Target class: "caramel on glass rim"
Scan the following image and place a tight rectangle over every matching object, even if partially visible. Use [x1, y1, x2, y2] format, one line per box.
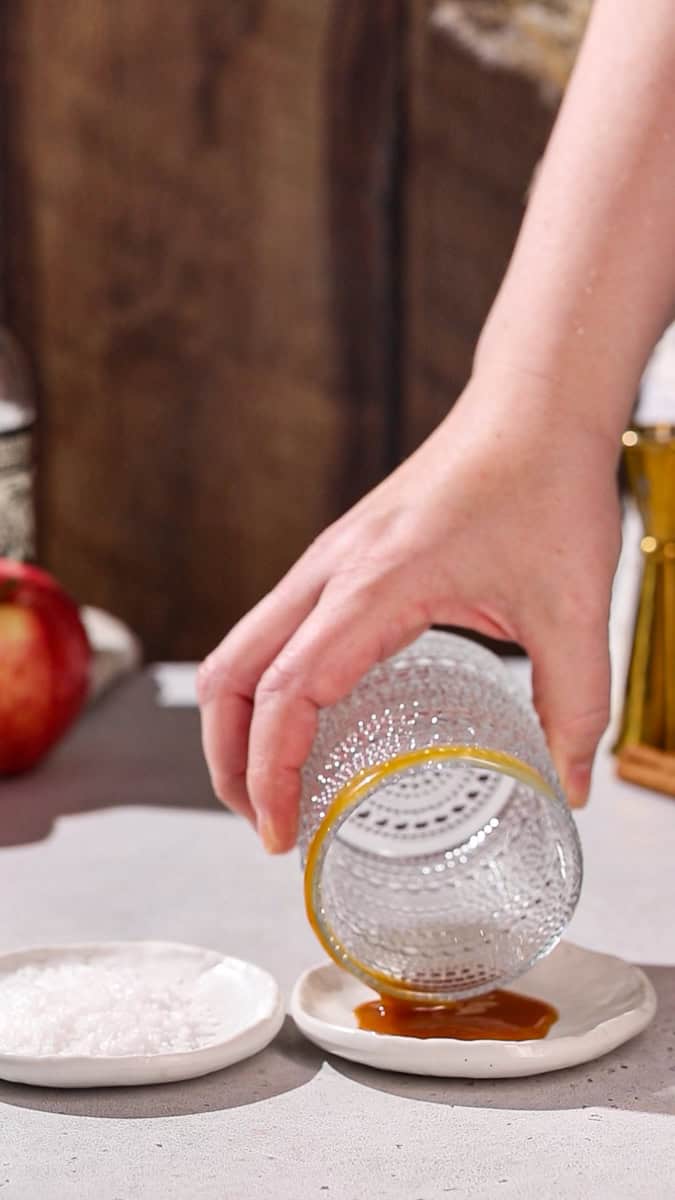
[304, 744, 555, 1003]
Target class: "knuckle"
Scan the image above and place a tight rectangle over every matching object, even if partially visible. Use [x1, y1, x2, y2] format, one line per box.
[210, 769, 240, 808]
[325, 565, 391, 611]
[557, 701, 610, 749]
[245, 758, 268, 787]
[197, 646, 249, 704]
[341, 575, 384, 608]
[196, 654, 221, 705]
[308, 524, 337, 556]
[256, 656, 304, 702]
[299, 522, 341, 568]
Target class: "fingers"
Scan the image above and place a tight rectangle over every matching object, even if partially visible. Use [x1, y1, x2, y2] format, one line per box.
[247, 581, 430, 852]
[199, 689, 256, 824]
[198, 547, 328, 704]
[529, 615, 611, 808]
[198, 554, 327, 822]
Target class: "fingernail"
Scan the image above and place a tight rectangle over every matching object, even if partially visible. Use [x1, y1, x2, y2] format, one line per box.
[259, 818, 286, 855]
[564, 761, 593, 809]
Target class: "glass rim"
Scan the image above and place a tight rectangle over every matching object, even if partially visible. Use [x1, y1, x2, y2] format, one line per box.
[303, 744, 557, 1003]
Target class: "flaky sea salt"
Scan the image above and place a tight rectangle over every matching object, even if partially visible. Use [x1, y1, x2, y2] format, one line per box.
[0, 959, 225, 1057]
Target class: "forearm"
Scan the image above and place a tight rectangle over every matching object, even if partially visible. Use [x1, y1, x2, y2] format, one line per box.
[476, 0, 675, 441]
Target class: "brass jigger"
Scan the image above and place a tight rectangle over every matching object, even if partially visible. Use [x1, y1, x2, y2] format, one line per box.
[615, 425, 675, 795]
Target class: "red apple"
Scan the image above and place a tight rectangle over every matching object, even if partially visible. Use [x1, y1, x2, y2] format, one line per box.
[0, 560, 91, 773]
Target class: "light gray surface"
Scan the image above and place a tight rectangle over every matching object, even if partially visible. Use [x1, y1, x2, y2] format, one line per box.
[1, 672, 675, 1199]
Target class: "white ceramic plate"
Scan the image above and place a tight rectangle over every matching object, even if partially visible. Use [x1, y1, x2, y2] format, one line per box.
[0, 941, 284, 1088]
[291, 942, 656, 1078]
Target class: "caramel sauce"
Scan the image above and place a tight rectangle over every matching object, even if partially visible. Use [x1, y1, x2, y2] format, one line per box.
[354, 989, 557, 1041]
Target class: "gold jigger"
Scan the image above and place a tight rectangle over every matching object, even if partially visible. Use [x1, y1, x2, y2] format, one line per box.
[615, 425, 675, 795]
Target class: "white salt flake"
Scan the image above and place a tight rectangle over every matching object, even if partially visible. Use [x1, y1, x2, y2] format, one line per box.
[0, 959, 226, 1057]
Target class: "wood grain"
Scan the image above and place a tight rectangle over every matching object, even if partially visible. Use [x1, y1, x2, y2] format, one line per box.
[403, 1, 558, 452]
[1, 0, 566, 658]
[324, 0, 405, 488]
[2, 0, 402, 657]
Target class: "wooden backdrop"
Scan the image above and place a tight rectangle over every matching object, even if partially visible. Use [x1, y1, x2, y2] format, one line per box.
[0, 0, 557, 658]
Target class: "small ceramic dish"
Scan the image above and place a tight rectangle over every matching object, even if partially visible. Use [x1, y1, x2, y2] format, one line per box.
[291, 941, 656, 1078]
[0, 941, 284, 1088]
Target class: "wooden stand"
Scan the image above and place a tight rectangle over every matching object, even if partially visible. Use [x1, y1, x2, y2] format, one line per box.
[617, 744, 675, 799]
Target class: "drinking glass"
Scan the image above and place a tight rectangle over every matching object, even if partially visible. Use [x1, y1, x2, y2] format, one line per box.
[299, 631, 582, 1002]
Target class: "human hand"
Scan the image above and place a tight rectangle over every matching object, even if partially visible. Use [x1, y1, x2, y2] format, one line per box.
[199, 368, 622, 852]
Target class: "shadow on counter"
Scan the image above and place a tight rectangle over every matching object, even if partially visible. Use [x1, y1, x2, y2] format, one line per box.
[0, 968, 673, 1122]
[0, 672, 222, 848]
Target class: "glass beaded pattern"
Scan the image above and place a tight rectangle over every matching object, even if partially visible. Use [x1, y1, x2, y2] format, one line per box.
[0, 427, 34, 560]
[300, 631, 582, 1001]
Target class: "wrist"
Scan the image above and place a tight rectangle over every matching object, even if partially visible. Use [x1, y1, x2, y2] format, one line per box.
[473, 313, 637, 454]
[461, 351, 631, 468]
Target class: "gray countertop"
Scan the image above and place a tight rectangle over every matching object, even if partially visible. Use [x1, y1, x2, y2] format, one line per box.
[1, 669, 674, 1200]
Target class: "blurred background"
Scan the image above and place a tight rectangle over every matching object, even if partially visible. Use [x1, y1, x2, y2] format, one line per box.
[0, 1, 590, 660]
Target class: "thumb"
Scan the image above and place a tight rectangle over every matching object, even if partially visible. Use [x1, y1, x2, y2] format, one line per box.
[529, 624, 610, 808]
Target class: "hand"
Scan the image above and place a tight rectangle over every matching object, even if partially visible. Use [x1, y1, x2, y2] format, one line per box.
[199, 369, 622, 852]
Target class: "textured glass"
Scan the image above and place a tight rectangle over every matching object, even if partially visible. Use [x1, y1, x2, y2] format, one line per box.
[0, 331, 35, 561]
[300, 631, 582, 1001]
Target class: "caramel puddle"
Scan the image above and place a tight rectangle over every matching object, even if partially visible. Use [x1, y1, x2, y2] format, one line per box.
[354, 989, 557, 1041]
